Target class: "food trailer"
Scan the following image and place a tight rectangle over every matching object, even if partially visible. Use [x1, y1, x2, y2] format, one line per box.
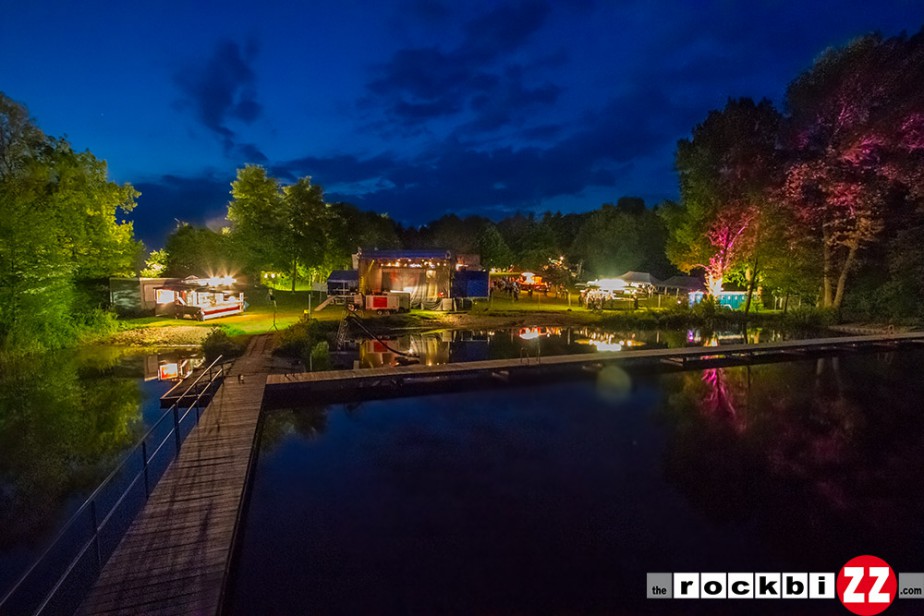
[155, 276, 245, 321]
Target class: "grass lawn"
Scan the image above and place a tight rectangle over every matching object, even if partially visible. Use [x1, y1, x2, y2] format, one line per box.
[113, 290, 342, 341]
[109, 287, 760, 348]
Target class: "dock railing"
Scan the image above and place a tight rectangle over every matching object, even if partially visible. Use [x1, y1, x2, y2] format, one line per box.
[0, 355, 229, 616]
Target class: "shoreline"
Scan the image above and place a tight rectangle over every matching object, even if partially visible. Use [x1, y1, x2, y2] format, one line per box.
[93, 304, 922, 349]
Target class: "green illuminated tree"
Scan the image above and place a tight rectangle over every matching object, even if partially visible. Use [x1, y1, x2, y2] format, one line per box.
[163, 223, 235, 277]
[227, 165, 287, 277]
[475, 223, 514, 269]
[228, 165, 337, 290]
[0, 93, 140, 348]
[666, 98, 783, 298]
[571, 199, 670, 278]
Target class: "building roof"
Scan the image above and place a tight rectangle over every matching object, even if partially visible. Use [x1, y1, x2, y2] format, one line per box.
[359, 249, 453, 260]
[660, 275, 706, 291]
[327, 269, 358, 282]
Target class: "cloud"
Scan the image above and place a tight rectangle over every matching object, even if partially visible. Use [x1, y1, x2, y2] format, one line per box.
[462, 0, 551, 60]
[173, 40, 263, 155]
[294, 84, 681, 223]
[270, 153, 397, 184]
[364, 1, 558, 130]
[236, 143, 268, 164]
[132, 174, 231, 248]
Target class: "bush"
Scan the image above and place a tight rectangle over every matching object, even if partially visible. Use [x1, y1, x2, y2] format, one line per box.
[275, 316, 332, 359]
[74, 308, 119, 338]
[780, 306, 838, 329]
[307, 341, 331, 371]
[690, 297, 718, 320]
[202, 328, 244, 362]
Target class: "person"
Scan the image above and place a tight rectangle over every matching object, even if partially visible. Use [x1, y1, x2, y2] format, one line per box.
[512, 281, 520, 301]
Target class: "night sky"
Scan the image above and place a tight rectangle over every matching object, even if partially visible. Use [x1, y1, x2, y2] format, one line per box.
[3, 1, 923, 248]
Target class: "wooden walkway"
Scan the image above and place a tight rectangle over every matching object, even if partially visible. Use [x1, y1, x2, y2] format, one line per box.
[78, 335, 273, 616]
[267, 331, 924, 400]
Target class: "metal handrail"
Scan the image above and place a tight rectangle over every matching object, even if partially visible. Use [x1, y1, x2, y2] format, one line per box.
[0, 355, 228, 616]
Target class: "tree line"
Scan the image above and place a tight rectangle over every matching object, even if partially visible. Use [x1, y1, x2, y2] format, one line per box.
[664, 30, 924, 315]
[154, 171, 673, 292]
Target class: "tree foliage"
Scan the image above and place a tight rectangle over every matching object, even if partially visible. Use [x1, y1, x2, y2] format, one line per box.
[572, 199, 671, 278]
[163, 223, 235, 277]
[667, 98, 782, 296]
[782, 31, 924, 308]
[227, 165, 337, 289]
[0, 93, 141, 348]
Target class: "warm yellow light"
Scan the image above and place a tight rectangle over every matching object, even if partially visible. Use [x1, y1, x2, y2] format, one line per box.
[206, 275, 235, 287]
[590, 340, 623, 352]
[589, 278, 627, 292]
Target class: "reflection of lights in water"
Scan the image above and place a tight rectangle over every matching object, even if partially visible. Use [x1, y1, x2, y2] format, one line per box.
[576, 330, 643, 352]
[517, 326, 561, 340]
[158, 363, 179, 380]
[589, 341, 622, 352]
[597, 365, 632, 403]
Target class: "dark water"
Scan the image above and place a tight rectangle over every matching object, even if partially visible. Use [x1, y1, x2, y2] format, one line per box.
[0, 348, 200, 599]
[229, 350, 924, 615]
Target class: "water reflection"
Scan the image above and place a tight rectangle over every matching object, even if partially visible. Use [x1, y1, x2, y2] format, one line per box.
[232, 350, 924, 613]
[661, 354, 924, 570]
[0, 348, 195, 596]
[338, 325, 824, 370]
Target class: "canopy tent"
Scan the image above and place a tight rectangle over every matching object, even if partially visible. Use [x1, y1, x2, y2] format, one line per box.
[659, 275, 706, 293]
[326, 270, 359, 297]
[616, 271, 662, 286]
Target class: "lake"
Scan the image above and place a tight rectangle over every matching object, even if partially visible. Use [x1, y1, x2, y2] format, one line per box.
[228, 348, 924, 615]
[0, 347, 201, 600]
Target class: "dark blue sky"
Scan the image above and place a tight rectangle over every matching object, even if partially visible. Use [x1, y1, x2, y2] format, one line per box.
[3, 1, 923, 248]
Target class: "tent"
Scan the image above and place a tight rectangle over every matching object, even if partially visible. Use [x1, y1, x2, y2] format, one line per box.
[616, 271, 661, 286]
[659, 275, 706, 293]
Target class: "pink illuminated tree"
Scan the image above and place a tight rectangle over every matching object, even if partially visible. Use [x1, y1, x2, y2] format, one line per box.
[783, 30, 924, 308]
[665, 98, 782, 298]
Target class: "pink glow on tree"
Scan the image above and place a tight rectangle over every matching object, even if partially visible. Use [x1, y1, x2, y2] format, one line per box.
[701, 208, 756, 296]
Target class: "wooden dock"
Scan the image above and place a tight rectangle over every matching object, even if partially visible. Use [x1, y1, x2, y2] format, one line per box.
[266, 331, 924, 402]
[78, 335, 273, 616]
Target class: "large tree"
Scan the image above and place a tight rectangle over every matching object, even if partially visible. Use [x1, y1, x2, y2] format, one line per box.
[0, 93, 140, 348]
[666, 98, 783, 297]
[475, 223, 514, 270]
[227, 165, 336, 290]
[571, 199, 671, 278]
[782, 31, 924, 308]
[227, 165, 287, 278]
[163, 223, 235, 277]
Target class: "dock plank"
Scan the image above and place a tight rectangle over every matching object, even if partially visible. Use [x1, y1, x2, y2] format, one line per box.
[78, 335, 272, 616]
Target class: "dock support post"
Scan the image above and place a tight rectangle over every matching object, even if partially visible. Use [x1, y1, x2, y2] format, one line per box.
[173, 406, 181, 453]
